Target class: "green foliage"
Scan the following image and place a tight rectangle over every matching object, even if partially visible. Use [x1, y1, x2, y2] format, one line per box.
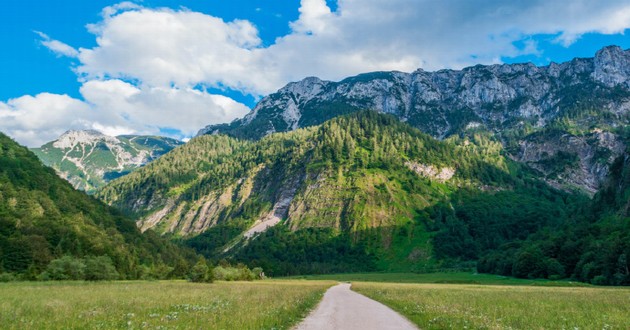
[189, 258, 213, 283]
[0, 132, 196, 280]
[477, 141, 630, 285]
[84, 256, 119, 281]
[39, 256, 86, 281]
[233, 227, 377, 276]
[95, 111, 629, 285]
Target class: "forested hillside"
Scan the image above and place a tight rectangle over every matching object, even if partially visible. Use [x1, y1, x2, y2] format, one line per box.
[0, 133, 195, 280]
[99, 111, 605, 279]
[478, 128, 630, 285]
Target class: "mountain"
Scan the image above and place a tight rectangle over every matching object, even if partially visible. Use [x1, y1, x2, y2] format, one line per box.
[479, 129, 629, 285]
[98, 111, 588, 276]
[199, 46, 630, 195]
[31, 130, 183, 193]
[0, 132, 194, 279]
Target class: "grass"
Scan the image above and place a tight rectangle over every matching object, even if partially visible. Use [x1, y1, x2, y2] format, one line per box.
[0, 280, 335, 330]
[352, 282, 630, 329]
[286, 272, 592, 286]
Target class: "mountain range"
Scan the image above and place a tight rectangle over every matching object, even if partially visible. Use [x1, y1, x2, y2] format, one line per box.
[31, 130, 182, 193]
[200, 46, 630, 195]
[14, 45, 630, 284]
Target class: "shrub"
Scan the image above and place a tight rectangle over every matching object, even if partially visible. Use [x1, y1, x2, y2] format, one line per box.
[189, 260, 213, 283]
[591, 275, 608, 286]
[84, 256, 119, 281]
[0, 273, 17, 282]
[39, 256, 86, 280]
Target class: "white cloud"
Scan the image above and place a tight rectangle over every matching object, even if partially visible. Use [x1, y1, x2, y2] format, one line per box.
[0, 82, 249, 147]
[73, 0, 630, 96]
[35, 31, 79, 58]
[0, 93, 91, 146]
[5, 0, 630, 147]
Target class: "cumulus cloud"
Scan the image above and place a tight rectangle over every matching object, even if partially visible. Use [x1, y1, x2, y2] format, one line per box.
[4, 0, 630, 147]
[0, 83, 249, 147]
[74, 0, 630, 95]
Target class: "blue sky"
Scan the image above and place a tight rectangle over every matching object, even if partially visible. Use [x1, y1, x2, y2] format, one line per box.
[1, 0, 629, 146]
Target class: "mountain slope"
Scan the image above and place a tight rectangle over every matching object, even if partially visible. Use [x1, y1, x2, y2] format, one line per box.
[199, 46, 630, 194]
[99, 111, 581, 275]
[32, 130, 182, 193]
[478, 129, 630, 285]
[0, 132, 193, 279]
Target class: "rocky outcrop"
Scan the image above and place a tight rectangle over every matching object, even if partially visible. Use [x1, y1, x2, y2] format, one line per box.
[405, 162, 455, 182]
[199, 46, 630, 193]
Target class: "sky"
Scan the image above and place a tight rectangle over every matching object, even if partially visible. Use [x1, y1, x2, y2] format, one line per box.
[1, 0, 629, 147]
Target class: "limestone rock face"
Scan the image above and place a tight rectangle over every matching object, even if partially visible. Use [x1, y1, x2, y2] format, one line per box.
[32, 130, 183, 192]
[199, 46, 630, 193]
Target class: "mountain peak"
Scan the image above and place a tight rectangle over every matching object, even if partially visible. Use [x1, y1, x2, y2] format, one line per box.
[53, 129, 117, 149]
[593, 45, 630, 87]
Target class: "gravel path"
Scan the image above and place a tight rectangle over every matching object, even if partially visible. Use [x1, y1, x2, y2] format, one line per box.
[294, 283, 418, 330]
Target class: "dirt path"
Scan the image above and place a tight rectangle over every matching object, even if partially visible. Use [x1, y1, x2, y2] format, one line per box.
[294, 283, 418, 330]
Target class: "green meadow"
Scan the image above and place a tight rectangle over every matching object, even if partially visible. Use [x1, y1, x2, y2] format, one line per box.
[1, 276, 628, 329]
[352, 281, 630, 329]
[0, 280, 334, 330]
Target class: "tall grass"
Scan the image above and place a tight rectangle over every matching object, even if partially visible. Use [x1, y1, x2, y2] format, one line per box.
[0, 280, 334, 329]
[352, 282, 630, 329]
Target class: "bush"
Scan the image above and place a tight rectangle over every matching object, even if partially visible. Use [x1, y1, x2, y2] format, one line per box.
[0, 273, 17, 282]
[189, 260, 213, 283]
[84, 256, 119, 281]
[40, 256, 86, 280]
[212, 265, 259, 281]
[591, 275, 608, 286]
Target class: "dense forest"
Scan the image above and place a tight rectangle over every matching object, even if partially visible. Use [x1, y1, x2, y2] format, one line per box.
[96, 111, 630, 284]
[0, 133, 196, 280]
[477, 133, 630, 285]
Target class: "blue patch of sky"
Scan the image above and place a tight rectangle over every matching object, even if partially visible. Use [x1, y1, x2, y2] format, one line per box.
[503, 29, 630, 66]
[0, 0, 301, 102]
[158, 127, 184, 137]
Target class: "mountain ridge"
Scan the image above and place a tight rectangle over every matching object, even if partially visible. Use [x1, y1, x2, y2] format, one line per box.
[32, 130, 183, 193]
[198, 45, 630, 194]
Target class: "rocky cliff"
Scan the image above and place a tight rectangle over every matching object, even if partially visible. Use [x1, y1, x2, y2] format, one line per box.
[200, 46, 630, 194]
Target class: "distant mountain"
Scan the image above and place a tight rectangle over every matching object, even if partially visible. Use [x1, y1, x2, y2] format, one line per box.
[199, 46, 630, 195]
[0, 132, 194, 279]
[99, 111, 589, 277]
[31, 130, 183, 193]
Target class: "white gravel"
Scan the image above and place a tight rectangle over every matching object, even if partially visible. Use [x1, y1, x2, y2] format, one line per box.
[294, 283, 418, 330]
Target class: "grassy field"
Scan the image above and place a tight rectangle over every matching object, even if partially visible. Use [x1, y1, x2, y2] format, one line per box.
[0, 280, 335, 330]
[287, 272, 592, 286]
[352, 281, 630, 329]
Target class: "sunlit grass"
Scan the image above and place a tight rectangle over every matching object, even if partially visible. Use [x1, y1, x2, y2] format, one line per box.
[352, 282, 630, 329]
[0, 280, 334, 330]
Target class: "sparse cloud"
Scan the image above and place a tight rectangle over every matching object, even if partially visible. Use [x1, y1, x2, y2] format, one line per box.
[35, 31, 79, 58]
